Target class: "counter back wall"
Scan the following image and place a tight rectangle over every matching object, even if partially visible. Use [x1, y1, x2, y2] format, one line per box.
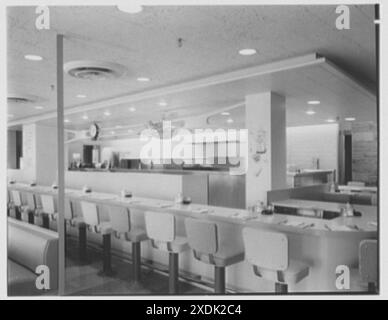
[65, 171, 182, 201]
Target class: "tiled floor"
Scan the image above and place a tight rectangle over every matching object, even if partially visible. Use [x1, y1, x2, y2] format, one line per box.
[65, 240, 209, 296]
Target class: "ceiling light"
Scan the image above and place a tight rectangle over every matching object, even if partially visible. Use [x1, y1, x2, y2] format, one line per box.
[128, 129, 133, 133]
[64, 119, 71, 123]
[221, 112, 230, 116]
[76, 94, 87, 98]
[115, 125, 122, 129]
[306, 110, 316, 115]
[159, 101, 168, 107]
[82, 115, 89, 120]
[111, 131, 116, 135]
[238, 48, 257, 56]
[129, 107, 136, 112]
[8, 114, 14, 118]
[227, 118, 234, 124]
[137, 77, 151, 82]
[345, 117, 356, 121]
[34, 106, 44, 110]
[24, 54, 43, 61]
[326, 119, 335, 123]
[117, 5, 143, 14]
[308, 100, 320, 105]
[104, 111, 111, 116]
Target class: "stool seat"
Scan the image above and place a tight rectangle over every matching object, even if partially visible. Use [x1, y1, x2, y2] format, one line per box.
[194, 248, 244, 267]
[95, 221, 113, 235]
[253, 259, 309, 285]
[49, 212, 58, 221]
[114, 227, 148, 243]
[68, 216, 86, 227]
[152, 236, 189, 253]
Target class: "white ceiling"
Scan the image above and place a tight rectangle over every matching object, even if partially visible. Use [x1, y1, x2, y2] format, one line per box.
[7, 5, 376, 129]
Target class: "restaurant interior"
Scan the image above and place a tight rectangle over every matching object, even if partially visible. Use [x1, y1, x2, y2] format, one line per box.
[6, 5, 378, 296]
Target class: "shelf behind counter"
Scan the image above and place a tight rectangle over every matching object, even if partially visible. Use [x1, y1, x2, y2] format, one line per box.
[67, 167, 246, 209]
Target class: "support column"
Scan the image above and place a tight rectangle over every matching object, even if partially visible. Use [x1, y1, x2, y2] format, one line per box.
[245, 92, 286, 207]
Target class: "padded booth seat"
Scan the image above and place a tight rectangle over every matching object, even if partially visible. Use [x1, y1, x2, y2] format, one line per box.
[7, 218, 58, 295]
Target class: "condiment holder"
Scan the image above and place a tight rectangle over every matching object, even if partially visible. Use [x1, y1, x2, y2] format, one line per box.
[121, 189, 132, 198]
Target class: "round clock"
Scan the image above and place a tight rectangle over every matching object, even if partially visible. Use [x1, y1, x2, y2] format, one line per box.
[89, 123, 100, 140]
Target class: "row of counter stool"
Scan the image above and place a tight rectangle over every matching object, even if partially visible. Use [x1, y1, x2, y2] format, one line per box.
[7, 190, 378, 294]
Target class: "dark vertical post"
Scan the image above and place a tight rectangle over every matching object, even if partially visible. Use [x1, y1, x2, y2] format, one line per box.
[169, 252, 179, 294]
[132, 242, 141, 282]
[101, 234, 113, 275]
[56, 34, 65, 295]
[214, 266, 226, 294]
[78, 225, 87, 261]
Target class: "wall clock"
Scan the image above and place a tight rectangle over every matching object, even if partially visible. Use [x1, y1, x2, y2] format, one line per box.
[89, 123, 100, 140]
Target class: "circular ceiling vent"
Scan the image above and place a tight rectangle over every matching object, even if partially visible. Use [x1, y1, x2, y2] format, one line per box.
[64, 60, 126, 80]
[7, 93, 40, 104]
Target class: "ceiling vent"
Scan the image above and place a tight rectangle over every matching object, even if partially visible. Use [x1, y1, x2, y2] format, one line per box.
[64, 60, 126, 80]
[7, 93, 39, 104]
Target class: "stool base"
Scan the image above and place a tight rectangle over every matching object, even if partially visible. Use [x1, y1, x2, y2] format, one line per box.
[275, 282, 288, 293]
[214, 266, 226, 294]
[169, 252, 179, 294]
[132, 242, 142, 282]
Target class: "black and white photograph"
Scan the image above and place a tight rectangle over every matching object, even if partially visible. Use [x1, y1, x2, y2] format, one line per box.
[1, 0, 385, 303]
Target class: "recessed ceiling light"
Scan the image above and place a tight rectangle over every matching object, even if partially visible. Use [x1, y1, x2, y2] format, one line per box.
[159, 101, 168, 107]
[34, 106, 44, 110]
[111, 131, 116, 135]
[104, 111, 111, 116]
[137, 77, 151, 82]
[82, 115, 89, 120]
[227, 118, 234, 124]
[129, 107, 136, 112]
[76, 94, 87, 98]
[24, 54, 43, 61]
[308, 100, 320, 105]
[326, 119, 336, 123]
[238, 48, 257, 56]
[221, 112, 230, 116]
[115, 125, 122, 129]
[306, 110, 316, 115]
[345, 117, 356, 121]
[117, 5, 143, 14]
[8, 114, 14, 118]
[64, 119, 71, 123]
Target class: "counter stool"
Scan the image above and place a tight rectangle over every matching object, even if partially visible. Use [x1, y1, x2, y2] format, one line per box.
[10, 190, 23, 220]
[65, 198, 87, 259]
[185, 218, 244, 294]
[108, 206, 148, 283]
[359, 239, 378, 293]
[80, 201, 114, 276]
[145, 211, 189, 293]
[41, 194, 58, 230]
[242, 228, 309, 293]
[21, 192, 42, 226]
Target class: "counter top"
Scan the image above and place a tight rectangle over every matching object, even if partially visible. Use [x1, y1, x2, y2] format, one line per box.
[287, 169, 335, 177]
[67, 168, 233, 176]
[8, 183, 377, 236]
[338, 185, 378, 193]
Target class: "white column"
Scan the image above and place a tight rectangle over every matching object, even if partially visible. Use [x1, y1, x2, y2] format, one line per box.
[245, 92, 286, 207]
